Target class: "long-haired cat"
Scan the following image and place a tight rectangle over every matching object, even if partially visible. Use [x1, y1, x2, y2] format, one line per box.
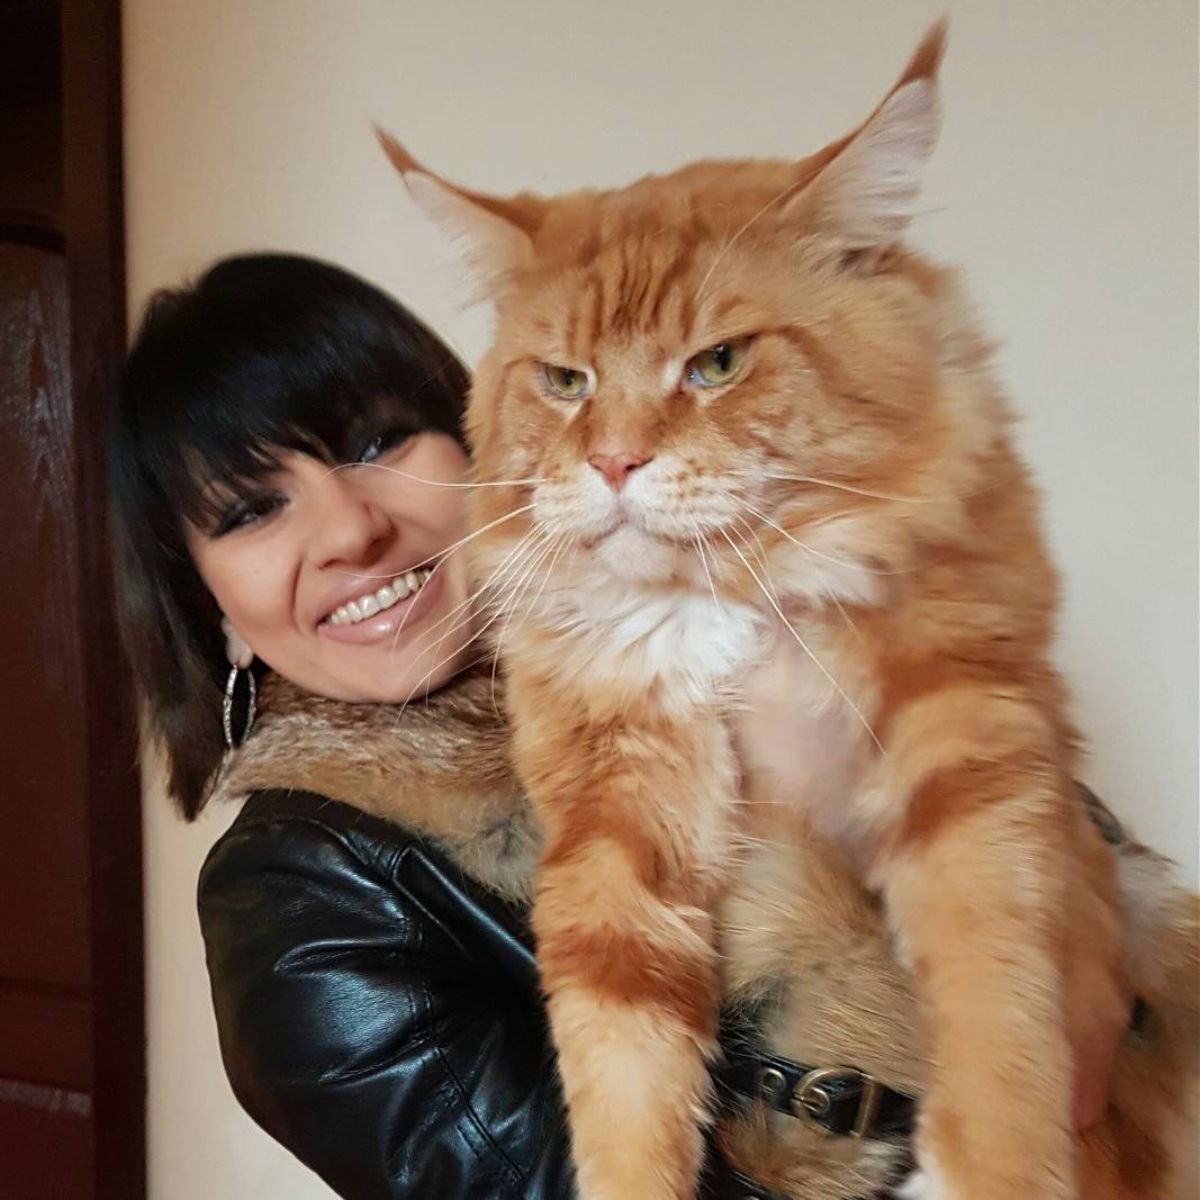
[381, 22, 1136, 1200]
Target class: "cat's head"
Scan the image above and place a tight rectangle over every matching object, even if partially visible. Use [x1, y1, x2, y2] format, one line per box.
[383, 22, 975, 605]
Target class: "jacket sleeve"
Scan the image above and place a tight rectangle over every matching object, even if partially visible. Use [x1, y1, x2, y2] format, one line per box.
[197, 799, 577, 1200]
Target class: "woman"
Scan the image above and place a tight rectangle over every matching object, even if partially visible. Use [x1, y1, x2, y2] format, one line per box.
[112, 254, 1190, 1200]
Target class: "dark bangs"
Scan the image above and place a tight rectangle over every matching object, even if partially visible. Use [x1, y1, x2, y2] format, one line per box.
[110, 253, 470, 817]
[122, 253, 468, 529]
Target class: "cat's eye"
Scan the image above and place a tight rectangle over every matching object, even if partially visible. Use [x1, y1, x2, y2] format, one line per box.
[685, 339, 750, 389]
[540, 363, 591, 402]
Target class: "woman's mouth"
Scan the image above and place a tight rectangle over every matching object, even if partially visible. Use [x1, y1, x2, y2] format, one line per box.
[316, 564, 449, 648]
[323, 567, 435, 627]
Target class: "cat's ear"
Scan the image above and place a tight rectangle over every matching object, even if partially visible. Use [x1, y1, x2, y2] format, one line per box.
[792, 19, 946, 250]
[376, 129, 543, 299]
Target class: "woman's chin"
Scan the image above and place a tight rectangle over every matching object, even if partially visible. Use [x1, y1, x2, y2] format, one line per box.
[349, 638, 476, 705]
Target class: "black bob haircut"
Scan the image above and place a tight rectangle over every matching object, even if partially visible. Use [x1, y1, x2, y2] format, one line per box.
[110, 252, 470, 818]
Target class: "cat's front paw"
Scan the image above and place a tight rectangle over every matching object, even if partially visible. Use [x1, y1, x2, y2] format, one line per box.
[907, 1150, 1073, 1200]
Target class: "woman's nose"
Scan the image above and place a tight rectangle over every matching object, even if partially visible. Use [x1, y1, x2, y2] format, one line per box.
[309, 469, 394, 567]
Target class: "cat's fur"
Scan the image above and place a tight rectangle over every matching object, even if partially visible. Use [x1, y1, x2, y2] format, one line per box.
[383, 22, 1145, 1199]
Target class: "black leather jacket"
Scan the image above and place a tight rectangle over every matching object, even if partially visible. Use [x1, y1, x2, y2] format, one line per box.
[199, 788, 754, 1200]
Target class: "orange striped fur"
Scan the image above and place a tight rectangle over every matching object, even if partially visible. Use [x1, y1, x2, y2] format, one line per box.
[384, 21, 1141, 1199]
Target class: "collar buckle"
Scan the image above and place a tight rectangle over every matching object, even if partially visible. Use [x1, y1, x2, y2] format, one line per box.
[791, 1066, 883, 1138]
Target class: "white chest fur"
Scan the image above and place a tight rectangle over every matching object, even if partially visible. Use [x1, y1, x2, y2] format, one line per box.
[551, 580, 766, 712]
[536, 564, 875, 836]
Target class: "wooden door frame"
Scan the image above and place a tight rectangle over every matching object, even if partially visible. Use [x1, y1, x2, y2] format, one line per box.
[62, 0, 145, 1194]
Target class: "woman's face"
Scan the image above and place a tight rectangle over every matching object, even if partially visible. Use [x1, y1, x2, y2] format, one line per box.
[187, 429, 476, 704]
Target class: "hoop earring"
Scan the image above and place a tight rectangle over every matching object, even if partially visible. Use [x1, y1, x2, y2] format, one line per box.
[223, 663, 257, 749]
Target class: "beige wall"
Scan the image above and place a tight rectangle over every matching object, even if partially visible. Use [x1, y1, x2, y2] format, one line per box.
[123, 1, 1198, 1195]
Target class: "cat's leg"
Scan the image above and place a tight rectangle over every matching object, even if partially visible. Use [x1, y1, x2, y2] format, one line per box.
[511, 686, 737, 1200]
[538, 885, 717, 1200]
[869, 736, 1124, 1200]
[880, 795, 1076, 1199]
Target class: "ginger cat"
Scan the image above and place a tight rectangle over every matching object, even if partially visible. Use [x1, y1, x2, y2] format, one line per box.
[382, 22, 1133, 1200]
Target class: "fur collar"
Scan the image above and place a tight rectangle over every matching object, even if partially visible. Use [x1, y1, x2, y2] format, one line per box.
[210, 668, 539, 903]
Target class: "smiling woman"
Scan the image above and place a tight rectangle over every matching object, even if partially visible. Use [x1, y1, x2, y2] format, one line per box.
[112, 254, 476, 808]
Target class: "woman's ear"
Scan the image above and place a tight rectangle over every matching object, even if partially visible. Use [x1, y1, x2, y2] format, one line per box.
[220, 616, 254, 669]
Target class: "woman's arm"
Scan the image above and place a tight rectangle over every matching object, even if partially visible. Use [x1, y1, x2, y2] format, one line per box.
[198, 791, 576, 1200]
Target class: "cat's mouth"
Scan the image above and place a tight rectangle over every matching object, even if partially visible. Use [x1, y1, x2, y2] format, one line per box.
[583, 512, 672, 550]
[558, 484, 718, 557]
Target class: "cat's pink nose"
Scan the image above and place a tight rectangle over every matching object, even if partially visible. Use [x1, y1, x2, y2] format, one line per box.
[587, 452, 652, 492]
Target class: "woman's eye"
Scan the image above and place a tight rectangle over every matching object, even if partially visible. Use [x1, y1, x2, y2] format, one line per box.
[540, 363, 591, 402]
[357, 427, 414, 465]
[685, 339, 750, 388]
[214, 492, 286, 536]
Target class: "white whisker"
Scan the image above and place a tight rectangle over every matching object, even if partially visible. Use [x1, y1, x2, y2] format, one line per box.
[824, 578, 864, 643]
[716, 526, 883, 754]
[525, 534, 570, 621]
[686, 513, 721, 610]
[490, 532, 571, 709]
[383, 549, 457, 656]
[405, 526, 561, 712]
[742, 503, 913, 577]
[762, 472, 934, 504]
[731, 513, 775, 584]
[330, 500, 537, 582]
[489, 530, 561, 667]
[329, 461, 546, 489]
[407, 528, 551, 670]
[694, 180, 802, 305]
[387, 524, 543, 658]
[394, 601, 514, 722]
[383, 531, 552, 733]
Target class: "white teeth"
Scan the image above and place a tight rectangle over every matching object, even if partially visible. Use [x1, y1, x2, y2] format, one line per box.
[324, 567, 433, 628]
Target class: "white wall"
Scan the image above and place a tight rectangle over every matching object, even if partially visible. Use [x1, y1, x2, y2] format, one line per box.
[122, 2, 1198, 1196]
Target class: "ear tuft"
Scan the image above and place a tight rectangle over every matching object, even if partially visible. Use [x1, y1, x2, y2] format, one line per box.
[898, 16, 948, 88]
[374, 126, 424, 178]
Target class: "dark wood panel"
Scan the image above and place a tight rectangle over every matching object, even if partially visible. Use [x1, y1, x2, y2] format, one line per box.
[0, 984, 90, 1091]
[0, 244, 91, 992]
[0, 0, 142, 1194]
[61, 0, 144, 1194]
[0, 1079, 91, 1200]
[0, 1, 63, 233]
